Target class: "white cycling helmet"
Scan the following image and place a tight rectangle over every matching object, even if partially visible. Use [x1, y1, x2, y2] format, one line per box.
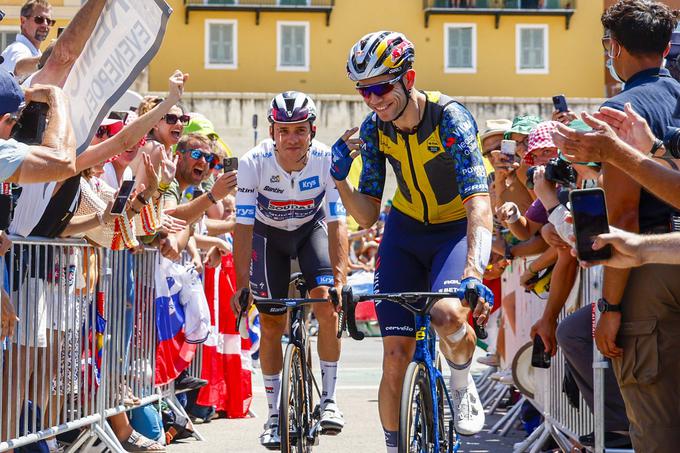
[347, 31, 415, 82]
[267, 91, 317, 124]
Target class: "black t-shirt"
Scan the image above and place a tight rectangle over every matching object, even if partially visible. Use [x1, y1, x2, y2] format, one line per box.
[601, 67, 680, 232]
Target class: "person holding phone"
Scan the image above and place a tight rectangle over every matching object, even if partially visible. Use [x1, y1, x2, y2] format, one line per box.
[231, 91, 348, 449]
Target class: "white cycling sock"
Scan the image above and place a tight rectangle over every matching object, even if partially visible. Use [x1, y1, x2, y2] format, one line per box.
[448, 357, 473, 391]
[319, 360, 338, 404]
[263, 373, 281, 419]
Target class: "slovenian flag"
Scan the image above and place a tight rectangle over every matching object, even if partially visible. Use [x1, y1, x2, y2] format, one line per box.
[154, 257, 197, 386]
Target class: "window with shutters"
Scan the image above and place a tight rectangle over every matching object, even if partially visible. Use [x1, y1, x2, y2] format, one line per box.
[516, 24, 548, 74]
[0, 28, 19, 54]
[205, 20, 237, 69]
[277, 21, 309, 71]
[444, 23, 476, 73]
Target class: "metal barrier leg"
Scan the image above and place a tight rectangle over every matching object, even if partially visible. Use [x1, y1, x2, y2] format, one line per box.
[528, 422, 551, 453]
[64, 429, 92, 453]
[486, 385, 509, 415]
[490, 395, 524, 433]
[479, 377, 494, 400]
[513, 422, 546, 453]
[500, 396, 527, 437]
[481, 379, 502, 402]
[164, 394, 206, 442]
[92, 423, 126, 453]
[548, 422, 575, 452]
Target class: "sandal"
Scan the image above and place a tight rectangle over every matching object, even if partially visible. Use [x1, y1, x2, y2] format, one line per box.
[121, 430, 166, 452]
[119, 384, 142, 407]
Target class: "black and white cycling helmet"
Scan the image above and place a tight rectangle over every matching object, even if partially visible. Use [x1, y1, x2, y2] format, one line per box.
[347, 31, 415, 82]
[267, 91, 317, 124]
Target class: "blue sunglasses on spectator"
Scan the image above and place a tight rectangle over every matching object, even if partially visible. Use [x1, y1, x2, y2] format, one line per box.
[181, 148, 217, 167]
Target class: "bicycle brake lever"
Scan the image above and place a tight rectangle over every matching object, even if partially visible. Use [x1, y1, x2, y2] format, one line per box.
[236, 288, 251, 338]
[342, 286, 365, 341]
[330, 287, 344, 339]
[464, 283, 488, 340]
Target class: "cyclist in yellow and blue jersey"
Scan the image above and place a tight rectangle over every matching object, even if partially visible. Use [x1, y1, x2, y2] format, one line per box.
[330, 31, 494, 453]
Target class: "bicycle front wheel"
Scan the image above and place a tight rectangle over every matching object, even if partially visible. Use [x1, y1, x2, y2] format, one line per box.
[280, 343, 309, 452]
[399, 361, 435, 453]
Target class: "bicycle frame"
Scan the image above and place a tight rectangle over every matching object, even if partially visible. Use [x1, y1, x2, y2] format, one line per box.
[414, 308, 460, 453]
[336, 290, 465, 453]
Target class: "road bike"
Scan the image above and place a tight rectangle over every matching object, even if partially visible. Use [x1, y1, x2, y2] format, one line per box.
[238, 273, 329, 452]
[333, 284, 481, 453]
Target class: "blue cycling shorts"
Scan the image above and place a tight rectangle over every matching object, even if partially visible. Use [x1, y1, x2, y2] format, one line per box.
[374, 208, 467, 337]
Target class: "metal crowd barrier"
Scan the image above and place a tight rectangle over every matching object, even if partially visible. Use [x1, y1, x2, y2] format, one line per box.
[0, 237, 163, 452]
[500, 257, 595, 452]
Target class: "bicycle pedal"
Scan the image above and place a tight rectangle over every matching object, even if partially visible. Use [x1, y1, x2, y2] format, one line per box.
[321, 426, 342, 436]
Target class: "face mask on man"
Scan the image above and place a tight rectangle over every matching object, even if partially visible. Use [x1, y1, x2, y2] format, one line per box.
[606, 44, 626, 84]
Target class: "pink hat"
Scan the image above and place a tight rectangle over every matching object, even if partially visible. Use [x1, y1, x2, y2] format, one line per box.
[527, 121, 559, 155]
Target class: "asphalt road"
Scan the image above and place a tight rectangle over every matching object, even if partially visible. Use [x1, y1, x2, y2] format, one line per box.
[168, 336, 527, 453]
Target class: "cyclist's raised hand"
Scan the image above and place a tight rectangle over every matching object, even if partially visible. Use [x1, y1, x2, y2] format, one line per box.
[330, 127, 363, 181]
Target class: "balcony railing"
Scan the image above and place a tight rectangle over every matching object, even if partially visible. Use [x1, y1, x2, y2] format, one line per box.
[422, 0, 576, 28]
[184, 0, 335, 25]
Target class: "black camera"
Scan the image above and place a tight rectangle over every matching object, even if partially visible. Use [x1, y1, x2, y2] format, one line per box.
[526, 158, 577, 190]
[11, 102, 49, 145]
[663, 127, 680, 159]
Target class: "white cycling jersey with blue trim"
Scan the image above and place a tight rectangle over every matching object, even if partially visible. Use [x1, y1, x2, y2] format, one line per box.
[235, 139, 345, 231]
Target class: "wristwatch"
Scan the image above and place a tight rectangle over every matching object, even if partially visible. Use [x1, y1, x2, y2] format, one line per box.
[647, 138, 664, 158]
[597, 298, 622, 313]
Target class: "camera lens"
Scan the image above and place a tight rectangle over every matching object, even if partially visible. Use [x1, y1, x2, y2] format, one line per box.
[525, 167, 537, 190]
[663, 127, 680, 159]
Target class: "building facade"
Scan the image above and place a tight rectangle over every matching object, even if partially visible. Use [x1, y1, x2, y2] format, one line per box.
[148, 0, 605, 98]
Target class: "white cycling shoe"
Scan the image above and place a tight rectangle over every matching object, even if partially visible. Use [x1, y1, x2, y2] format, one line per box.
[319, 400, 344, 434]
[452, 374, 485, 436]
[259, 414, 281, 450]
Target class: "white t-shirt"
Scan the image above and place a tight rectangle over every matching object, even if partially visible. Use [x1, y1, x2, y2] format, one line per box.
[235, 139, 345, 231]
[0, 34, 40, 75]
[101, 162, 133, 190]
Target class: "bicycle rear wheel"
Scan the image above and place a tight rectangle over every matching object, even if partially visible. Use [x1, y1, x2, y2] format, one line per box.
[399, 361, 435, 453]
[280, 343, 311, 452]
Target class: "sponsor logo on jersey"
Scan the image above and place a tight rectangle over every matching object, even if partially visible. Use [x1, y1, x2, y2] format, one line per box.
[268, 199, 315, 211]
[263, 185, 284, 194]
[427, 139, 440, 153]
[299, 176, 320, 191]
[238, 187, 255, 193]
[236, 205, 256, 218]
[316, 275, 334, 286]
[329, 202, 346, 217]
[270, 175, 280, 183]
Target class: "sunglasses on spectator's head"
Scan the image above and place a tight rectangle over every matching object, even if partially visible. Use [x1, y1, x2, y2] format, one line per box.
[163, 113, 190, 125]
[181, 148, 217, 167]
[356, 74, 403, 99]
[31, 15, 55, 26]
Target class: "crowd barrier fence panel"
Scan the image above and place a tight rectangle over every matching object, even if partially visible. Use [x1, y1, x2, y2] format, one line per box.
[0, 238, 161, 452]
[502, 257, 594, 451]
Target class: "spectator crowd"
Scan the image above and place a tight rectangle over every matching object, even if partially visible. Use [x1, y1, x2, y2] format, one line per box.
[2, 0, 680, 452]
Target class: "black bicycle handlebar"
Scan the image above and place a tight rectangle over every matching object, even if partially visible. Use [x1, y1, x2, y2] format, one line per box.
[464, 282, 488, 340]
[235, 287, 251, 332]
[338, 284, 488, 341]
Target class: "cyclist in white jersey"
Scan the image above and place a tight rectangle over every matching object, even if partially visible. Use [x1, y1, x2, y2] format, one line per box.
[231, 91, 348, 450]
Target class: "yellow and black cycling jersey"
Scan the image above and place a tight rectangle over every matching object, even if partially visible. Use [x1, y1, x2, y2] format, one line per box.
[357, 91, 489, 224]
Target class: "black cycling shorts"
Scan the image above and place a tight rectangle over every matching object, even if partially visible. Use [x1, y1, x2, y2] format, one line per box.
[250, 213, 334, 315]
